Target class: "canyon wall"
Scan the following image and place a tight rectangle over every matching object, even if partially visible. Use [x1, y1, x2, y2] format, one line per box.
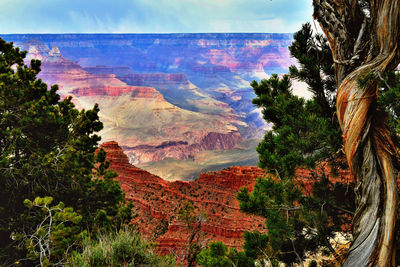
[101, 141, 267, 252]
[101, 142, 356, 256]
[1, 33, 297, 180]
[14, 41, 245, 168]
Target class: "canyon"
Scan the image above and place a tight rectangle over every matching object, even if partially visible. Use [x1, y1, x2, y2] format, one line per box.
[101, 141, 267, 253]
[2, 33, 296, 180]
[100, 141, 354, 256]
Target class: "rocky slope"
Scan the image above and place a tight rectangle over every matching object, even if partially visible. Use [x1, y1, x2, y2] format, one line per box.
[101, 142, 357, 257]
[121, 132, 243, 164]
[4, 33, 296, 139]
[2, 33, 300, 180]
[295, 163, 353, 193]
[18, 41, 245, 166]
[84, 67, 259, 137]
[100, 141, 267, 252]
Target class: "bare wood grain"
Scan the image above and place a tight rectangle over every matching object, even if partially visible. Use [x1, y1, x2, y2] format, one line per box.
[313, 0, 400, 265]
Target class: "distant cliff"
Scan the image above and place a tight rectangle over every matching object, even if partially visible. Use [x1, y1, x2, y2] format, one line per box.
[1, 33, 297, 180]
[3, 33, 294, 74]
[3, 33, 294, 133]
[121, 131, 243, 164]
[15, 40, 245, 167]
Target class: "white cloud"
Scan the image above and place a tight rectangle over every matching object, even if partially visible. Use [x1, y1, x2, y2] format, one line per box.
[208, 18, 303, 33]
[0, 0, 314, 33]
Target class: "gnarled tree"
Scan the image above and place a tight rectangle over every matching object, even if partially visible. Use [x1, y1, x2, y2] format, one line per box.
[313, 0, 400, 266]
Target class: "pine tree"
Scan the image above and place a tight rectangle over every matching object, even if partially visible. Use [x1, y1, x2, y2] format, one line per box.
[176, 201, 207, 267]
[238, 23, 356, 265]
[197, 241, 253, 267]
[239, 20, 400, 265]
[254, 23, 341, 177]
[0, 38, 132, 265]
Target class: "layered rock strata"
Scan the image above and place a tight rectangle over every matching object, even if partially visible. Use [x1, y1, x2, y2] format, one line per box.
[101, 142, 360, 257]
[100, 141, 267, 252]
[20, 42, 245, 166]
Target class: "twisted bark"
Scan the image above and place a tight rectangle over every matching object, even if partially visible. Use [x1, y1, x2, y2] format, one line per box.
[313, 0, 400, 266]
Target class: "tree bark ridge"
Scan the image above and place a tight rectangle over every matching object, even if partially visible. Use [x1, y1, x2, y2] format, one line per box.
[313, 0, 400, 265]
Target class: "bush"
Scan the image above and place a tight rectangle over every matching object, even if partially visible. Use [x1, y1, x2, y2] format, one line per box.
[197, 241, 254, 267]
[69, 227, 175, 267]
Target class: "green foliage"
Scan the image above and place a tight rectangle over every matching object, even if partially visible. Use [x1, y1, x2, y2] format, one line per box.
[0, 38, 132, 264]
[238, 23, 356, 265]
[20, 197, 84, 266]
[197, 242, 232, 267]
[177, 201, 207, 267]
[177, 201, 198, 231]
[239, 177, 307, 263]
[242, 231, 269, 260]
[239, 172, 355, 264]
[377, 71, 400, 148]
[241, 23, 400, 266]
[69, 227, 175, 267]
[242, 21, 400, 266]
[252, 75, 309, 177]
[252, 24, 342, 178]
[197, 241, 253, 267]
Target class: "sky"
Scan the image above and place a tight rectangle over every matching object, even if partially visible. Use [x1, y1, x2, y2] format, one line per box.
[0, 0, 313, 34]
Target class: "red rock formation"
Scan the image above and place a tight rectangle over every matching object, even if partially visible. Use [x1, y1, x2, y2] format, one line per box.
[294, 162, 400, 193]
[196, 166, 267, 191]
[295, 163, 353, 194]
[100, 141, 266, 253]
[101, 142, 362, 259]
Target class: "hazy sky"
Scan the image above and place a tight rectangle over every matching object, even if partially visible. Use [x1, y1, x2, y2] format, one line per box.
[0, 0, 313, 34]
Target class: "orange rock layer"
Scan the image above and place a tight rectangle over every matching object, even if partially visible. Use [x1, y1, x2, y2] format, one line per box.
[101, 142, 357, 255]
[100, 141, 267, 253]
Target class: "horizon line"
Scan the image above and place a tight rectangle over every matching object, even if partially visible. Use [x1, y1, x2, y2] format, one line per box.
[1, 32, 294, 35]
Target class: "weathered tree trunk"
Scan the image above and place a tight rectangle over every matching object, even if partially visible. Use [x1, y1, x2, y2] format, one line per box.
[313, 0, 400, 266]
